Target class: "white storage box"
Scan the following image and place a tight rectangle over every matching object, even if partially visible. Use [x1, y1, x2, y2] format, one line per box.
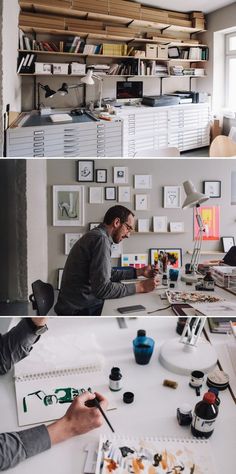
[70, 62, 86, 75]
[157, 45, 168, 60]
[35, 62, 52, 74]
[52, 63, 69, 75]
[146, 43, 157, 58]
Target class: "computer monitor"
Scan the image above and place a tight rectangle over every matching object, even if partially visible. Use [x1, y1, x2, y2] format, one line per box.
[116, 81, 143, 101]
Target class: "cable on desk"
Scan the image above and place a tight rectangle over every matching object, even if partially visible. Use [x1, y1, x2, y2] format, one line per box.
[147, 305, 173, 314]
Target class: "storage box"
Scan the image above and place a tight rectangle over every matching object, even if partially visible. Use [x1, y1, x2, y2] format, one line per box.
[211, 266, 236, 293]
[35, 62, 52, 74]
[52, 63, 69, 75]
[157, 45, 168, 59]
[70, 62, 86, 75]
[146, 44, 157, 58]
[192, 18, 205, 29]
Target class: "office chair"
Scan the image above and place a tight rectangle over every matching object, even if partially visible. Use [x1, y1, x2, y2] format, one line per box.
[29, 280, 54, 316]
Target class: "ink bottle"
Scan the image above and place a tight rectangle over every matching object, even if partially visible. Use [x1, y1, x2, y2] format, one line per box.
[109, 367, 122, 391]
[177, 404, 192, 426]
[191, 392, 218, 438]
[133, 329, 155, 365]
[162, 274, 168, 286]
[203, 271, 215, 290]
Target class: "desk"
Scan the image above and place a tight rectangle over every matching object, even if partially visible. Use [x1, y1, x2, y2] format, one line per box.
[1, 317, 235, 473]
[102, 277, 236, 316]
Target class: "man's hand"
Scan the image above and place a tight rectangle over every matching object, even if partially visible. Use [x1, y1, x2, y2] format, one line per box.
[31, 318, 47, 327]
[136, 265, 159, 279]
[47, 391, 108, 445]
[135, 276, 160, 293]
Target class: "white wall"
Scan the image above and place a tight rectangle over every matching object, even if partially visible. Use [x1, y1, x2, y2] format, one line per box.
[2, 0, 21, 113]
[27, 159, 48, 296]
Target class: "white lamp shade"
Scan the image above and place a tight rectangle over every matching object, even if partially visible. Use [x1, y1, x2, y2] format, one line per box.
[182, 180, 209, 208]
[80, 70, 95, 85]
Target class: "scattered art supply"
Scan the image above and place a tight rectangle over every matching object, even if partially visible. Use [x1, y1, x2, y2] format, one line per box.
[95, 434, 216, 474]
[166, 290, 223, 304]
[133, 330, 155, 365]
[191, 392, 218, 439]
[109, 367, 122, 392]
[163, 379, 178, 389]
[123, 392, 134, 404]
[177, 404, 192, 426]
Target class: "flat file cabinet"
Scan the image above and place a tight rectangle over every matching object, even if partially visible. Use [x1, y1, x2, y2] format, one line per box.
[6, 120, 123, 157]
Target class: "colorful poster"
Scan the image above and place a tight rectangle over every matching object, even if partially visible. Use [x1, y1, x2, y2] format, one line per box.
[121, 254, 148, 268]
[194, 206, 220, 241]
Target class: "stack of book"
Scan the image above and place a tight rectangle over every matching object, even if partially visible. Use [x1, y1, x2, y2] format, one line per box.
[170, 65, 184, 76]
[208, 318, 236, 334]
[102, 43, 128, 56]
[89, 64, 110, 75]
[83, 44, 102, 54]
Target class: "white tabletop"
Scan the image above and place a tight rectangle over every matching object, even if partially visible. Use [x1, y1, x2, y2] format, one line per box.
[1, 317, 235, 474]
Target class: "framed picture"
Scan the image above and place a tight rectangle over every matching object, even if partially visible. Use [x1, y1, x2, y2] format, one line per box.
[137, 219, 149, 232]
[53, 185, 84, 226]
[57, 268, 64, 290]
[77, 160, 94, 182]
[153, 216, 168, 233]
[118, 186, 131, 203]
[105, 187, 116, 201]
[121, 253, 148, 269]
[221, 236, 235, 252]
[134, 175, 152, 189]
[113, 167, 128, 184]
[135, 194, 149, 211]
[89, 187, 104, 204]
[194, 206, 220, 241]
[163, 186, 181, 208]
[96, 169, 107, 183]
[89, 223, 100, 230]
[149, 248, 182, 268]
[65, 233, 83, 255]
[111, 242, 123, 258]
[169, 222, 184, 233]
[203, 180, 221, 198]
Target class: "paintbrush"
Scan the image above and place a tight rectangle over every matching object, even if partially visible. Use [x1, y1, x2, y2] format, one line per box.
[85, 393, 115, 433]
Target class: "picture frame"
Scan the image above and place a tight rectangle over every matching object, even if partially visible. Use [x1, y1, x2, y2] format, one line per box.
[89, 187, 104, 204]
[221, 236, 235, 253]
[137, 218, 150, 232]
[65, 233, 83, 255]
[135, 194, 149, 211]
[149, 248, 182, 268]
[134, 175, 152, 189]
[194, 206, 220, 241]
[203, 180, 221, 198]
[105, 187, 116, 201]
[118, 186, 131, 203]
[111, 242, 123, 258]
[163, 186, 181, 208]
[53, 185, 84, 226]
[96, 169, 107, 183]
[89, 223, 100, 230]
[77, 160, 94, 182]
[113, 167, 128, 184]
[169, 222, 184, 233]
[153, 216, 168, 233]
[57, 268, 64, 290]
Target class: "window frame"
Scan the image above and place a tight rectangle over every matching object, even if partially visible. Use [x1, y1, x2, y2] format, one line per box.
[225, 32, 236, 108]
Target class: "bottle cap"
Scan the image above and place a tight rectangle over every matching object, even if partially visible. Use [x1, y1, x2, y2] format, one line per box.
[123, 392, 134, 404]
[178, 403, 192, 415]
[203, 392, 216, 404]
[137, 329, 146, 337]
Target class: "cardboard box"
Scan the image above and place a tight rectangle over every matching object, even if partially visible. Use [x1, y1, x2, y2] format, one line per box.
[35, 62, 52, 74]
[146, 43, 157, 58]
[192, 18, 205, 29]
[70, 62, 86, 75]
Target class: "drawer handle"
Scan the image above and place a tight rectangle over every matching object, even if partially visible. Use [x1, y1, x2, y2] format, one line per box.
[34, 131, 44, 135]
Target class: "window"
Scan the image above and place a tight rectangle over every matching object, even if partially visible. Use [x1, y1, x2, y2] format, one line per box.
[225, 32, 236, 109]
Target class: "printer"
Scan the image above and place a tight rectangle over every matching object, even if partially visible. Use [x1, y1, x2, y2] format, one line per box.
[168, 91, 208, 104]
[142, 95, 180, 107]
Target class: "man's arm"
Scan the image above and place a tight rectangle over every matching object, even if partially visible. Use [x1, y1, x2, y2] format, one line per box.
[0, 318, 47, 375]
[111, 267, 137, 282]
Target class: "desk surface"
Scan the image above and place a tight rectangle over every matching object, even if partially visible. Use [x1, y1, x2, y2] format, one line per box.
[102, 277, 236, 316]
[1, 317, 235, 474]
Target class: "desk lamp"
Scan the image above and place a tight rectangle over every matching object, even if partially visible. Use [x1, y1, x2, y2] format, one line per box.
[57, 82, 84, 96]
[181, 180, 209, 283]
[81, 69, 103, 110]
[159, 317, 217, 375]
[37, 83, 57, 110]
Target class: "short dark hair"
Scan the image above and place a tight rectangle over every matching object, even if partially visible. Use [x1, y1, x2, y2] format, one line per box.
[103, 205, 134, 225]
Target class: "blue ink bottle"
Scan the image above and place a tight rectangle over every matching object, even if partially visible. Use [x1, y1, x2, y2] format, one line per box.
[133, 329, 155, 365]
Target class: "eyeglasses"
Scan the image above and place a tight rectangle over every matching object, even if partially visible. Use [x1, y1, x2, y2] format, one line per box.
[122, 222, 134, 233]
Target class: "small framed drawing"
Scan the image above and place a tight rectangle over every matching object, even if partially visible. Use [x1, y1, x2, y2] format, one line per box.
[96, 169, 107, 183]
[77, 160, 94, 182]
[135, 194, 149, 211]
[53, 185, 84, 226]
[89, 222, 100, 230]
[169, 222, 184, 233]
[149, 248, 182, 268]
[163, 186, 181, 208]
[138, 219, 149, 232]
[118, 186, 131, 203]
[134, 175, 152, 189]
[221, 236, 235, 252]
[113, 167, 128, 184]
[89, 187, 104, 204]
[65, 233, 83, 255]
[203, 180, 221, 198]
[153, 216, 168, 233]
[57, 268, 64, 290]
[105, 187, 116, 201]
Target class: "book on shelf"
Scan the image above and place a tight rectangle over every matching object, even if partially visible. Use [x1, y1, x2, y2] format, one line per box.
[17, 53, 36, 74]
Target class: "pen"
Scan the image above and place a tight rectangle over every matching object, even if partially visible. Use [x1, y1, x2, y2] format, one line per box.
[86, 391, 115, 433]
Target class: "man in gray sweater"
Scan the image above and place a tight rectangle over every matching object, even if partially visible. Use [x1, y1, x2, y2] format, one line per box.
[55, 205, 160, 315]
[0, 318, 108, 471]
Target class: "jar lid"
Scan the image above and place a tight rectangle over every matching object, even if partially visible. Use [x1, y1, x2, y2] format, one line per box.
[178, 403, 192, 415]
[123, 392, 134, 404]
[207, 368, 229, 391]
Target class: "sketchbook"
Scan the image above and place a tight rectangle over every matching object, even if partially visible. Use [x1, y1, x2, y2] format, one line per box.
[95, 434, 216, 474]
[14, 333, 107, 427]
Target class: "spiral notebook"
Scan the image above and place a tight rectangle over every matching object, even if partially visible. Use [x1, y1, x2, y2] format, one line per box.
[14, 333, 107, 427]
[96, 434, 216, 474]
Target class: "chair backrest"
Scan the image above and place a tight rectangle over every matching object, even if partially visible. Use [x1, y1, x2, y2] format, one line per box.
[134, 147, 180, 157]
[29, 280, 54, 316]
[209, 135, 236, 157]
